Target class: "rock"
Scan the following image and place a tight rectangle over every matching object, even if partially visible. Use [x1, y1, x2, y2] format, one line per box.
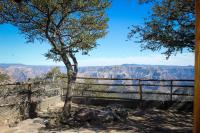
[97, 110, 114, 123]
[102, 104, 128, 122]
[71, 105, 128, 126]
[74, 108, 96, 122]
[33, 118, 44, 124]
[43, 119, 50, 127]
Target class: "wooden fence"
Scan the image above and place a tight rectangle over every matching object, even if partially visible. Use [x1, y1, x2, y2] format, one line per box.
[0, 80, 63, 125]
[0, 77, 195, 102]
[71, 77, 195, 101]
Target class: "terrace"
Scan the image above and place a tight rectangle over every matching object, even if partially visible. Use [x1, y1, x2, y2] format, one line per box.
[0, 77, 194, 132]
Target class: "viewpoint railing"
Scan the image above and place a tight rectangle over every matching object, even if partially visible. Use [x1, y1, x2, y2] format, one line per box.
[0, 77, 195, 102]
[0, 80, 63, 101]
[0, 80, 65, 125]
[69, 77, 195, 101]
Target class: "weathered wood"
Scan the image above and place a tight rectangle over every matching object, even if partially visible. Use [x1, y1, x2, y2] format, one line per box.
[172, 93, 194, 96]
[72, 95, 139, 101]
[170, 80, 173, 101]
[0, 77, 195, 102]
[0, 81, 50, 86]
[141, 84, 194, 87]
[74, 89, 194, 96]
[77, 77, 140, 80]
[73, 77, 195, 101]
[194, 0, 200, 132]
[140, 79, 194, 82]
[139, 80, 143, 100]
[61, 76, 195, 82]
[0, 103, 15, 107]
[76, 82, 139, 86]
[75, 82, 194, 88]
[82, 89, 139, 94]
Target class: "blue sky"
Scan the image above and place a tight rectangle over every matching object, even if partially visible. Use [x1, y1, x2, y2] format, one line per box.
[0, 0, 194, 66]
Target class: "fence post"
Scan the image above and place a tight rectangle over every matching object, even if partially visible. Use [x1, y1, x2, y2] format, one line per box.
[170, 80, 173, 101]
[194, 0, 200, 132]
[139, 79, 142, 101]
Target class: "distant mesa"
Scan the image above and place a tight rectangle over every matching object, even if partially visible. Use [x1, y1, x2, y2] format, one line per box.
[0, 63, 194, 82]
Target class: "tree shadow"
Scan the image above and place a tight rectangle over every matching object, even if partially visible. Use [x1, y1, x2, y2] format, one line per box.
[39, 107, 193, 133]
[126, 109, 193, 133]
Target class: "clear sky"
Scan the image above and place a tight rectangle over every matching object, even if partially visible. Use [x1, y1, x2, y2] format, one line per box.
[0, 0, 194, 66]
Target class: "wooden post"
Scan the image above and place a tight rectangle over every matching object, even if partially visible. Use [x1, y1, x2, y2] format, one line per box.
[139, 80, 142, 101]
[194, 0, 200, 132]
[24, 83, 32, 119]
[170, 80, 173, 101]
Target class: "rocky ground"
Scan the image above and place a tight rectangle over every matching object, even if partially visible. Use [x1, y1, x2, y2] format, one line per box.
[0, 96, 193, 133]
[0, 109, 193, 133]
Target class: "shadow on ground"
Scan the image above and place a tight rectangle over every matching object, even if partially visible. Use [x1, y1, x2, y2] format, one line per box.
[39, 107, 193, 133]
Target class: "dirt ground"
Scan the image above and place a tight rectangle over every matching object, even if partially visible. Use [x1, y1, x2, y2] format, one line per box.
[0, 96, 193, 133]
[0, 109, 193, 133]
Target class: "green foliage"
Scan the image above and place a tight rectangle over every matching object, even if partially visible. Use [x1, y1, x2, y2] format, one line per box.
[0, 0, 110, 62]
[0, 72, 10, 83]
[45, 67, 61, 81]
[128, 0, 195, 58]
[0, 2, 110, 114]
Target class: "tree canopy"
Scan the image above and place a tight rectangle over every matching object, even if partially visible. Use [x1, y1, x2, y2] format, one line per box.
[0, 0, 110, 116]
[45, 67, 62, 81]
[128, 0, 195, 58]
[0, 0, 110, 70]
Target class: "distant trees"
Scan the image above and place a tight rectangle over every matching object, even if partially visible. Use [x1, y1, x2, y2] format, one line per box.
[128, 0, 195, 58]
[45, 67, 61, 82]
[0, 0, 110, 117]
[0, 72, 10, 83]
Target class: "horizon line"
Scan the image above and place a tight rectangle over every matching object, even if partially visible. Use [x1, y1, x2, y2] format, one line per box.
[0, 62, 194, 67]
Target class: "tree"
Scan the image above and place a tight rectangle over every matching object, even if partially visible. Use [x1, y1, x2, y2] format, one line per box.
[0, 0, 110, 117]
[128, 0, 195, 58]
[45, 67, 62, 82]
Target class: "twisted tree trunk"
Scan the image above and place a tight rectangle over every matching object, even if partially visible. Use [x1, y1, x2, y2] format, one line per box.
[62, 71, 77, 117]
[62, 51, 78, 118]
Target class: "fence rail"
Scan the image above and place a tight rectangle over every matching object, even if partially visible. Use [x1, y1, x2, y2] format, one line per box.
[72, 77, 194, 101]
[0, 77, 195, 101]
[76, 77, 195, 82]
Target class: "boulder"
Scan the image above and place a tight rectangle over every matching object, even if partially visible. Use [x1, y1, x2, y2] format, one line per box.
[74, 108, 96, 122]
[97, 110, 114, 123]
[102, 104, 128, 122]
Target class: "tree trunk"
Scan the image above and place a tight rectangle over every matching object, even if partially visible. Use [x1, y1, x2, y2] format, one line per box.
[194, 0, 200, 132]
[62, 71, 77, 117]
[60, 50, 78, 118]
[62, 66, 78, 117]
[23, 83, 32, 119]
